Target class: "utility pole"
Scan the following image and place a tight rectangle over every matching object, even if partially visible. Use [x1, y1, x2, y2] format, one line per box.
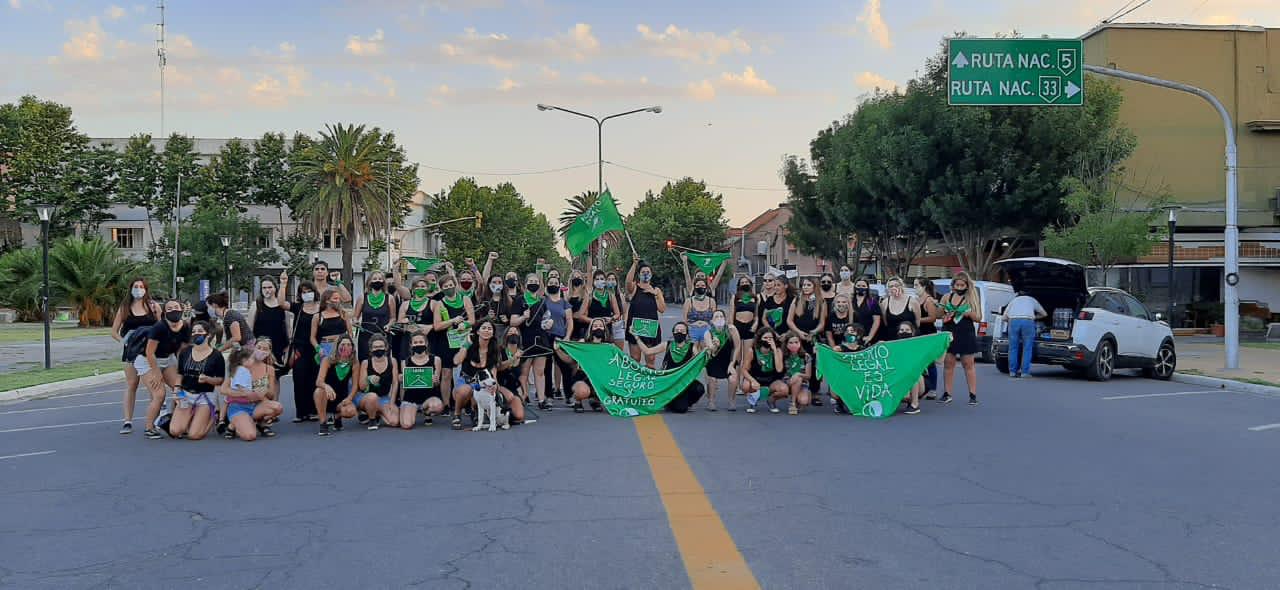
[156, 1, 166, 139]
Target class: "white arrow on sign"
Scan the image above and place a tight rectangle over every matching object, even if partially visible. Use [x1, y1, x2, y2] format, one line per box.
[1065, 80, 1081, 99]
[952, 53, 969, 69]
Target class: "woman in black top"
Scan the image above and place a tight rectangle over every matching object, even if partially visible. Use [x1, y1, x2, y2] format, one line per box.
[251, 273, 291, 376]
[355, 334, 399, 430]
[625, 258, 666, 367]
[578, 269, 621, 340]
[566, 318, 610, 413]
[290, 280, 321, 422]
[635, 322, 705, 414]
[757, 274, 792, 333]
[881, 277, 920, 341]
[139, 300, 191, 440]
[940, 272, 982, 405]
[452, 320, 525, 429]
[702, 309, 740, 412]
[400, 278, 435, 355]
[914, 277, 941, 399]
[398, 332, 443, 429]
[168, 321, 224, 440]
[111, 277, 161, 435]
[788, 276, 827, 406]
[311, 288, 350, 362]
[819, 272, 837, 313]
[851, 277, 882, 344]
[354, 271, 396, 361]
[824, 294, 854, 348]
[431, 275, 475, 410]
[566, 269, 588, 341]
[315, 334, 359, 435]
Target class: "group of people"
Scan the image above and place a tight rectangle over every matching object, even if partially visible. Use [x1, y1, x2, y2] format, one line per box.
[110, 252, 986, 441]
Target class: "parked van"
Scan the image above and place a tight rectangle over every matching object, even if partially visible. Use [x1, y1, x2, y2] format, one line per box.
[933, 279, 1016, 362]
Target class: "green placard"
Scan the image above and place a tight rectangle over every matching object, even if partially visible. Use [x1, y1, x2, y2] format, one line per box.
[947, 38, 1083, 106]
[447, 326, 470, 349]
[403, 366, 434, 389]
[629, 318, 658, 339]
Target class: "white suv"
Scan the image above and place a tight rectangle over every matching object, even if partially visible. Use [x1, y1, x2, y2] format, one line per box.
[992, 258, 1176, 381]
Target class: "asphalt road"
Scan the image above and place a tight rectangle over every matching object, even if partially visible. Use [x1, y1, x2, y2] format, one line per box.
[2, 310, 1279, 589]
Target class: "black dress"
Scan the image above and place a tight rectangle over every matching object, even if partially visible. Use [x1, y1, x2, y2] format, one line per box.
[626, 288, 662, 347]
[942, 295, 979, 356]
[290, 302, 319, 418]
[705, 327, 735, 379]
[882, 298, 917, 341]
[252, 302, 289, 372]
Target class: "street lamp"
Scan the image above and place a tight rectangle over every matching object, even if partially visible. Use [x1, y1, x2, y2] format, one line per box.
[536, 102, 662, 213]
[1162, 205, 1184, 325]
[36, 204, 53, 370]
[220, 235, 231, 296]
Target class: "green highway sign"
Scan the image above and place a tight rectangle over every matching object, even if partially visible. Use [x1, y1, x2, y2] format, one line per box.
[947, 38, 1084, 106]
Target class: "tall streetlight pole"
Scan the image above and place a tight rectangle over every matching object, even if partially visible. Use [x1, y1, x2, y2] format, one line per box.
[36, 204, 54, 370]
[1162, 205, 1183, 326]
[220, 235, 231, 296]
[170, 172, 182, 297]
[385, 159, 393, 271]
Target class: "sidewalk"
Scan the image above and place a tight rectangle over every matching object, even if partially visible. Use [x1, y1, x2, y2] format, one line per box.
[1175, 337, 1280, 388]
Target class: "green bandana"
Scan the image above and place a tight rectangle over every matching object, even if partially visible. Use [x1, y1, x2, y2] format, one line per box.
[669, 341, 692, 364]
[334, 361, 352, 381]
[711, 327, 729, 349]
[409, 297, 429, 313]
[786, 354, 806, 377]
[413, 288, 429, 299]
[755, 348, 776, 373]
[523, 291, 541, 307]
[592, 289, 610, 308]
[460, 289, 475, 300]
[444, 292, 465, 308]
[739, 293, 755, 306]
[366, 291, 386, 309]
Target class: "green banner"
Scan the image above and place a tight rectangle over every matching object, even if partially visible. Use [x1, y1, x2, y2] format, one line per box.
[403, 366, 435, 389]
[629, 317, 659, 339]
[687, 252, 732, 276]
[564, 189, 625, 257]
[405, 257, 446, 273]
[446, 326, 470, 349]
[816, 333, 951, 419]
[557, 341, 708, 417]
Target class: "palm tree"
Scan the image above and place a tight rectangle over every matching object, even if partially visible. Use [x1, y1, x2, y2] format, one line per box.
[290, 123, 394, 283]
[558, 190, 599, 237]
[49, 236, 146, 326]
[0, 247, 45, 321]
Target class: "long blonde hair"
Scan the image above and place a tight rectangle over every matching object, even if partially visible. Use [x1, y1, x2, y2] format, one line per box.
[950, 272, 981, 310]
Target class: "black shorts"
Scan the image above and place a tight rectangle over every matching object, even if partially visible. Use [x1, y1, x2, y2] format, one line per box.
[749, 371, 782, 386]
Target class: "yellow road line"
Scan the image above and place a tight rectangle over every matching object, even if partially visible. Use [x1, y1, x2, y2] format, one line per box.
[634, 415, 761, 590]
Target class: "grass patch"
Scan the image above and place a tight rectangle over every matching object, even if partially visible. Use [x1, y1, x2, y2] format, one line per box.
[1180, 368, 1280, 389]
[0, 359, 122, 392]
[1243, 342, 1280, 351]
[0, 323, 113, 345]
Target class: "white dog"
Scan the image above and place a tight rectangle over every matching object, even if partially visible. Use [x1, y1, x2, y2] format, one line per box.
[471, 370, 510, 432]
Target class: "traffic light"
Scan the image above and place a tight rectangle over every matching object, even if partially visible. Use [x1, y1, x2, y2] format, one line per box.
[475, 211, 483, 229]
[665, 239, 675, 251]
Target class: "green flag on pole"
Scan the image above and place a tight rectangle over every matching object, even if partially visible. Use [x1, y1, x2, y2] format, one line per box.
[564, 189, 625, 257]
[816, 333, 951, 418]
[556, 341, 708, 417]
[405, 257, 446, 273]
[686, 252, 733, 276]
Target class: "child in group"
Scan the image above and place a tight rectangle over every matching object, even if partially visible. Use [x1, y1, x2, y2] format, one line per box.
[781, 332, 813, 415]
[223, 339, 285, 441]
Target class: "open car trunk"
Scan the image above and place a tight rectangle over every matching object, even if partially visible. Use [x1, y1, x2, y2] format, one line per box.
[994, 258, 1090, 337]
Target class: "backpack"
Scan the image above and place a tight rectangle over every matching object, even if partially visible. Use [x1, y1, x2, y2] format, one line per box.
[123, 328, 150, 363]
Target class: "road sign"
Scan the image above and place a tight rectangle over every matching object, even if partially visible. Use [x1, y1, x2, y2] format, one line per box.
[947, 38, 1083, 106]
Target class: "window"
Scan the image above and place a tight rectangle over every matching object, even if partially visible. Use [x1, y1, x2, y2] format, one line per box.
[1123, 295, 1151, 321]
[1087, 292, 1127, 316]
[322, 230, 343, 250]
[255, 229, 273, 249]
[111, 227, 143, 250]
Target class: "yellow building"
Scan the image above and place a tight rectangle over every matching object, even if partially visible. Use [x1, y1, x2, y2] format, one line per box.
[1082, 23, 1280, 326]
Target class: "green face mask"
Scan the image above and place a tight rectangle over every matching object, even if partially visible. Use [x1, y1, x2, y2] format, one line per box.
[413, 288, 429, 299]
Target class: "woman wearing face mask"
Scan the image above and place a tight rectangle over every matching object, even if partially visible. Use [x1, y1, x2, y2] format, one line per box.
[453, 320, 526, 429]
[685, 277, 716, 345]
[206, 291, 253, 353]
[457, 267, 480, 304]
[914, 278, 941, 400]
[431, 275, 476, 411]
[399, 332, 444, 428]
[137, 299, 190, 439]
[400, 278, 435, 357]
[625, 257, 667, 367]
[825, 294, 854, 348]
[354, 271, 397, 361]
[679, 252, 728, 302]
[542, 276, 574, 406]
[606, 272, 627, 346]
[757, 274, 792, 333]
[223, 340, 285, 441]
[787, 277, 827, 406]
[355, 334, 400, 430]
[578, 270, 621, 346]
[835, 266, 857, 298]
[881, 277, 920, 342]
[894, 322, 925, 414]
[740, 328, 786, 414]
[315, 334, 359, 435]
[310, 288, 351, 366]
[514, 273, 553, 410]
[168, 321, 224, 440]
[566, 268, 588, 341]
[939, 272, 982, 405]
[819, 273, 837, 310]
[732, 275, 758, 375]
[702, 309, 740, 411]
[250, 273, 291, 376]
[635, 322, 705, 414]
[289, 281, 322, 422]
[851, 278, 882, 344]
[566, 318, 609, 413]
[781, 332, 813, 415]
[112, 277, 161, 435]
[477, 274, 511, 338]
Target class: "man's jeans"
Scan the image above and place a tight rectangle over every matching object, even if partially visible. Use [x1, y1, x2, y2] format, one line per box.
[1008, 318, 1037, 376]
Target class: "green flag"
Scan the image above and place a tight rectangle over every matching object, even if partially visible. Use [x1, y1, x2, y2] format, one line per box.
[557, 341, 708, 418]
[687, 252, 732, 276]
[405, 257, 446, 273]
[564, 189, 625, 257]
[816, 333, 951, 419]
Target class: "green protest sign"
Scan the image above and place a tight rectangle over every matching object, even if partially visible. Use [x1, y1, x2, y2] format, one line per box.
[403, 366, 435, 389]
[557, 341, 708, 417]
[687, 252, 732, 276]
[629, 318, 659, 339]
[447, 326, 470, 349]
[816, 333, 951, 418]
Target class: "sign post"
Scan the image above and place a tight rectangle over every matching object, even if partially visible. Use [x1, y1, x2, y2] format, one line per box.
[947, 38, 1084, 106]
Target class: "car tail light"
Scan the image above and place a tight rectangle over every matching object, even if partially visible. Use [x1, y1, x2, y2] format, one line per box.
[1078, 311, 1094, 321]
[978, 321, 988, 336]
[1074, 351, 1085, 360]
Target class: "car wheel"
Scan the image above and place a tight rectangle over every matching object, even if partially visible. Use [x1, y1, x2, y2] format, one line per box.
[1143, 342, 1176, 381]
[1086, 340, 1114, 382]
[995, 355, 1010, 374]
[980, 339, 996, 364]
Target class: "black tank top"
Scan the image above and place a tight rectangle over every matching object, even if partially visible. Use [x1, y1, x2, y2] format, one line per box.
[292, 305, 316, 347]
[628, 288, 659, 321]
[758, 295, 790, 331]
[121, 306, 156, 336]
[402, 354, 439, 396]
[918, 299, 938, 336]
[406, 297, 433, 325]
[794, 296, 821, 332]
[360, 294, 392, 334]
[365, 358, 394, 397]
[587, 291, 613, 319]
[317, 314, 347, 340]
[826, 311, 851, 342]
[883, 298, 916, 340]
[324, 360, 354, 396]
[663, 341, 696, 370]
[734, 293, 756, 314]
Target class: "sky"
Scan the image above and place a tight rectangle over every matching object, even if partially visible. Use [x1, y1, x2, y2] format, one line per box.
[2, 0, 1275, 230]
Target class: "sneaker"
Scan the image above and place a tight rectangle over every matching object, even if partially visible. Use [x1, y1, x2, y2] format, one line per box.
[318, 423, 332, 436]
[119, 422, 133, 435]
[423, 417, 434, 426]
[939, 392, 953, 404]
[367, 419, 380, 431]
[357, 412, 369, 425]
[746, 405, 757, 414]
[787, 404, 798, 416]
[767, 400, 780, 414]
[589, 399, 603, 412]
[923, 392, 937, 400]
[573, 402, 585, 413]
[537, 400, 552, 411]
[333, 417, 344, 431]
[144, 428, 164, 440]
[565, 396, 575, 407]
[968, 393, 978, 405]
[1011, 373, 1021, 379]
[812, 397, 823, 407]
[903, 405, 921, 415]
[260, 425, 277, 438]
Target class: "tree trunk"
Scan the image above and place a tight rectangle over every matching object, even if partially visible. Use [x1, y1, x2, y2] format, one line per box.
[342, 222, 355, 286]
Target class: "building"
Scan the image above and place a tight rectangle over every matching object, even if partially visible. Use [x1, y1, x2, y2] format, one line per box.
[726, 204, 839, 280]
[1082, 23, 1280, 326]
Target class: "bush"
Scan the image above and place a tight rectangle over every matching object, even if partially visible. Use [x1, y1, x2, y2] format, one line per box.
[0, 248, 45, 321]
[0, 236, 154, 326]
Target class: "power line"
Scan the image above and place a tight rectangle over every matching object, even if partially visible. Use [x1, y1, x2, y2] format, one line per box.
[1110, 0, 1152, 22]
[603, 160, 787, 192]
[418, 162, 597, 176]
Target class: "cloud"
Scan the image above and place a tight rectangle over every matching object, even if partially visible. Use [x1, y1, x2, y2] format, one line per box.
[688, 79, 716, 102]
[106, 5, 126, 19]
[856, 0, 892, 49]
[247, 65, 310, 107]
[438, 23, 599, 69]
[635, 24, 750, 64]
[279, 42, 296, 57]
[62, 17, 107, 61]
[374, 73, 397, 98]
[540, 65, 560, 80]
[9, 0, 20, 9]
[717, 66, 776, 95]
[854, 70, 897, 91]
[346, 28, 385, 56]
[497, 77, 520, 92]
[420, 0, 504, 12]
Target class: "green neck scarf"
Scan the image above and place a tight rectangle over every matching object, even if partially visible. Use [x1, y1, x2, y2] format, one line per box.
[459, 289, 475, 300]
[334, 360, 352, 381]
[443, 292, 465, 308]
[523, 291, 541, 307]
[366, 291, 386, 309]
[669, 341, 692, 364]
[409, 297, 429, 313]
[592, 289, 610, 308]
[755, 348, 775, 372]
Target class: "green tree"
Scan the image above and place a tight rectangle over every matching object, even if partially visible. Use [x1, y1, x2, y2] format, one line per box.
[151, 207, 280, 297]
[781, 156, 850, 268]
[49, 235, 151, 326]
[280, 230, 321, 279]
[201, 138, 253, 213]
[606, 178, 728, 288]
[0, 96, 91, 247]
[117, 134, 161, 240]
[1043, 176, 1165, 284]
[251, 132, 292, 225]
[0, 247, 44, 320]
[289, 123, 418, 283]
[426, 178, 557, 275]
[56, 142, 120, 237]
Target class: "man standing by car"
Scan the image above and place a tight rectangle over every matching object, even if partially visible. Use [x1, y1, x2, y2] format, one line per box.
[1004, 290, 1047, 378]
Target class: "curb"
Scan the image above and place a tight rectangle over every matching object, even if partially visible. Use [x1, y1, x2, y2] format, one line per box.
[1171, 372, 1280, 397]
[0, 371, 125, 403]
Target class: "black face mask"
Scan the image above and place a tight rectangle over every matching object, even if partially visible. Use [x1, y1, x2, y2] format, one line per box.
[371, 349, 387, 358]
[821, 282, 833, 290]
[738, 284, 751, 292]
[526, 283, 540, 293]
[571, 278, 584, 287]
[164, 310, 182, 323]
[672, 332, 688, 343]
[411, 345, 428, 355]
[694, 287, 707, 296]
[855, 288, 869, 296]
[505, 278, 518, 289]
[954, 288, 969, 296]
[591, 329, 607, 340]
[369, 281, 384, 291]
[507, 336, 520, 346]
[546, 285, 561, 295]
